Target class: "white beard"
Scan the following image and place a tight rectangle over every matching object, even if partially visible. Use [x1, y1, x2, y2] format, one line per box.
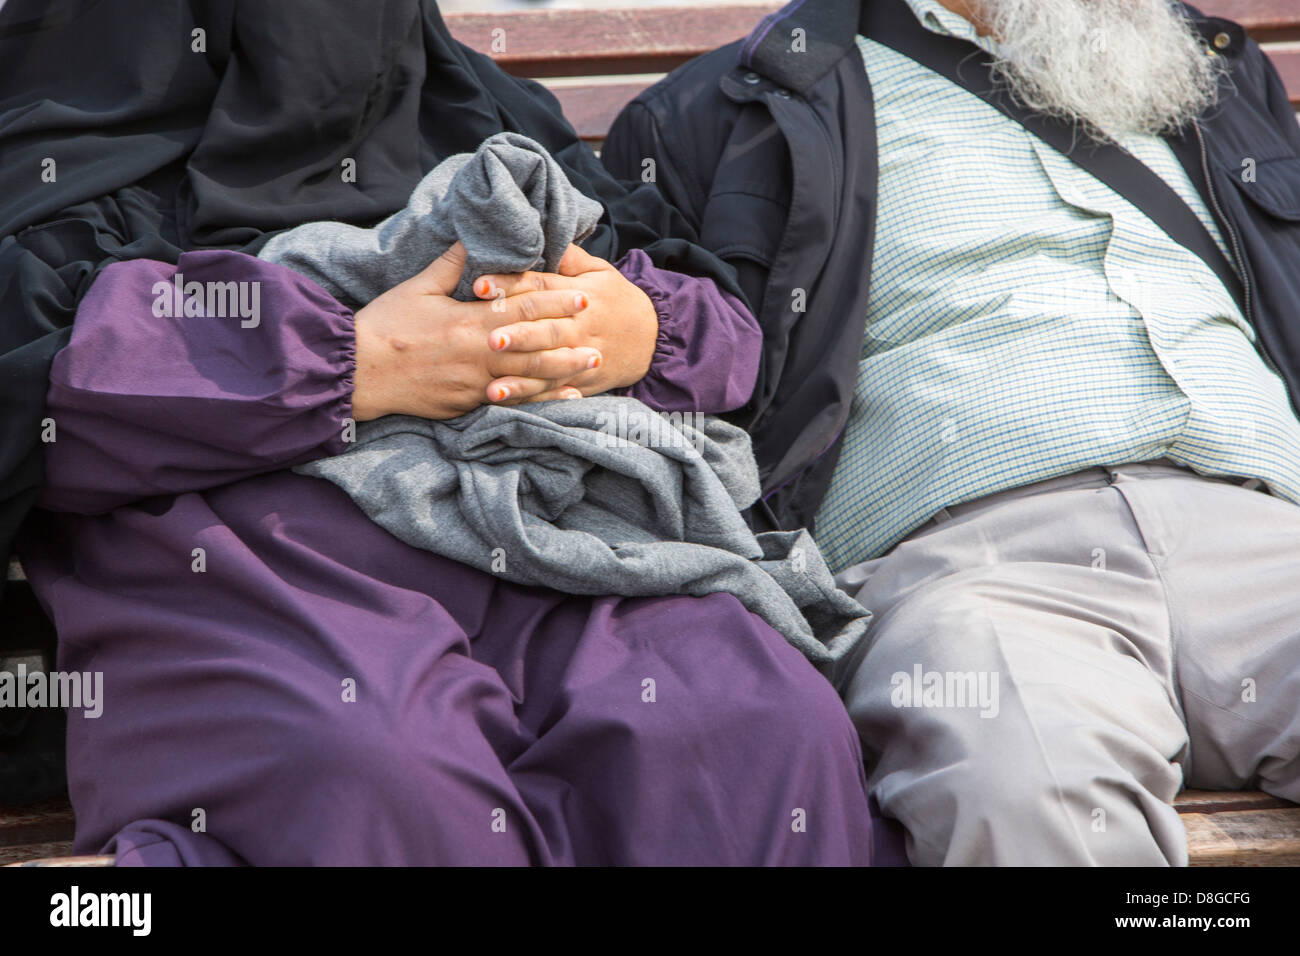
[978, 0, 1227, 140]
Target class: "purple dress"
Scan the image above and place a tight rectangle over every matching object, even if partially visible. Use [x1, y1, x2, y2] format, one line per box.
[17, 250, 891, 865]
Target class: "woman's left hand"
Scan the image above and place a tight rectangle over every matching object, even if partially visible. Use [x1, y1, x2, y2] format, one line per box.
[473, 244, 659, 401]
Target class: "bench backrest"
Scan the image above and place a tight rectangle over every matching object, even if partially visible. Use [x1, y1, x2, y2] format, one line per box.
[445, 0, 1300, 143]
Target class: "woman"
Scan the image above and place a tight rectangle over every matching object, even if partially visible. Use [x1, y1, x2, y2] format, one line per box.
[3, 0, 876, 864]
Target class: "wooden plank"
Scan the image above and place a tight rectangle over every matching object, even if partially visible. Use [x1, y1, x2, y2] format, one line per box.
[0, 798, 81, 865]
[549, 81, 653, 142]
[1175, 791, 1300, 865]
[0, 842, 80, 866]
[1183, 808, 1300, 865]
[1265, 46, 1300, 107]
[1, 791, 1296, 864]
[445, 4, 780, 77]
[0, 797, 76, 847]
[1205, 1, 1300, 42]
[1174, 789, 1295, 814]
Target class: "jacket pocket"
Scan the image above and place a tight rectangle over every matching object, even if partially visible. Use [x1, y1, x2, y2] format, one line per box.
[1226, 157, 1300, 222]
[699, 189, 785, 266]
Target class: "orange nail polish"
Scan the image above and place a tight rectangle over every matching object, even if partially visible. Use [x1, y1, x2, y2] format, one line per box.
[492, 385, 509, 401]
[586, 353, 601, 369]
[575, 292, 589, 310]
[493, 332, 509, 350]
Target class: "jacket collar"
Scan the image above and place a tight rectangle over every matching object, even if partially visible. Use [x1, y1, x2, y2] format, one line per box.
[735, 0, 861, 95]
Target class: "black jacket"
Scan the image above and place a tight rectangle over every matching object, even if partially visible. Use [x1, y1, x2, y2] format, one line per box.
[602, 0, 1300, 534]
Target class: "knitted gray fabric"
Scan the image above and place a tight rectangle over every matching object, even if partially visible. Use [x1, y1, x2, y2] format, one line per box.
[267, 133, 869, 668]
[295, 397, 869, 668]
[259, 132, 603, 305]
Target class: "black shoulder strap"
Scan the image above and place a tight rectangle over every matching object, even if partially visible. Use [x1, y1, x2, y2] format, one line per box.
[858, 0, 1246, 315]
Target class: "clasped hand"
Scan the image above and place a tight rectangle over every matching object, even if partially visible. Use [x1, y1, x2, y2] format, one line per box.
[351, 242, 657, 421]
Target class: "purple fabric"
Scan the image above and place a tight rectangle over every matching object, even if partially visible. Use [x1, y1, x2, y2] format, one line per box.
[22, 475, 878, 865]
[39, 251, 355, 516]
[108, 822, 248, 867]
[20, 251, 882, 865]
[613, 249, 761, 413]
[39, 249, 760, 520]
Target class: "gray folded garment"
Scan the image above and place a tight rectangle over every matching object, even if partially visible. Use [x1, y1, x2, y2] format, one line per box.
[267, 132, 870, 668]
[295, 397, 869, 668]
[259, 131, 603, 306]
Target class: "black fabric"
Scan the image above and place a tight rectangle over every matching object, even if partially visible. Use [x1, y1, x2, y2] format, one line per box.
[0, 0, 744, 581]
[605, 43, 878, 535]
[742, 0, 862, 95]
[0, 578, 64, 805]
[605, 0, 1300, 534]
[860, 0, 1246, 318]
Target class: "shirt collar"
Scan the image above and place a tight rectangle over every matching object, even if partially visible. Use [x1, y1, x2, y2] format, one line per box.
[901, 0, 1000, 55]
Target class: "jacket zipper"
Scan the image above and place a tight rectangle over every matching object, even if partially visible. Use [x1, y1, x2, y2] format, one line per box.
[1195, 122, 1284, 377]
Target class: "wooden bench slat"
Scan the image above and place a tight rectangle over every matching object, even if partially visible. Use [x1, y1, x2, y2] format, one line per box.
[549, 81, 654, 142]
[3, 853, 112, 867]
[3, 790, 1298, 865]
[1266, 46, 1300, 107]
[1209, 0, 1300, 43]
[1174, 789, 1295, 814]
[0, 841, 78, 866]
[1183, 807, 1300, 865]
[445, 4, 781, 78]
[0, 798, 76, 847]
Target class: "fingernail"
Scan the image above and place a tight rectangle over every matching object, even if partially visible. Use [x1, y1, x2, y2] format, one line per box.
[491, 384, 509, 401]
[492, 332, 510, 350]
[586, 353, 601, 370]
[575, 292, 589, 310]
[564, 389, 581, 400]
[475, 278, 491, 297]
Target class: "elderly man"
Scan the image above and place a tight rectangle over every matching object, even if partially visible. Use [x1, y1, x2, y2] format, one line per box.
[604, 0, 1300, 864]
[2, 0, 878, 866]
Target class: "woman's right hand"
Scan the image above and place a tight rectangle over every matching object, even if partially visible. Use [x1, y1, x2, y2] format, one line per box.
[350, 243, 600, 421]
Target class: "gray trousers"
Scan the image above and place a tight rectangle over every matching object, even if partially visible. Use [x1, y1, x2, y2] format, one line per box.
[833, 460, 1300, 865]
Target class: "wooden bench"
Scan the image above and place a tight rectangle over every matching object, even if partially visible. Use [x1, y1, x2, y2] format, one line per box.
[4, 0, 1300, 867]
[4, 787, 1296, 867]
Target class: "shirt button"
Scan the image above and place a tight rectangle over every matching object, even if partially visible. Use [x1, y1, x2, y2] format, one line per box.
[775, 88, 792, 98]
[743, 72, 761, 84]
[1213, 32, 1231, 50]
